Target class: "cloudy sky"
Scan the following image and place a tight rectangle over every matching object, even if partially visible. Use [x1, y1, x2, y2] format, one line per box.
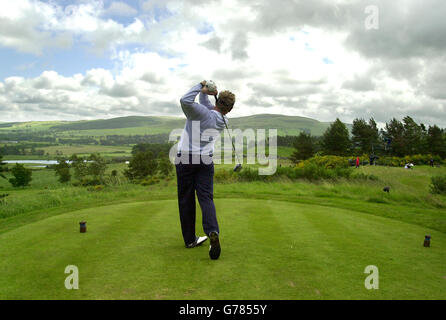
[0, 0, 445, 127]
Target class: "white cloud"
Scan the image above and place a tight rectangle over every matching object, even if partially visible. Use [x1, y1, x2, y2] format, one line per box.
[0, 0, 446, 127]
[0, 0, 71, 54]
[102, 1, 138, 17]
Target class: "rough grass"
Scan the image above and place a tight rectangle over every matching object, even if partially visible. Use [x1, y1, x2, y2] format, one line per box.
[1, 165, 445, 232]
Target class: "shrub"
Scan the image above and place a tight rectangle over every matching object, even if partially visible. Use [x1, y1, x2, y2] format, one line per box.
[57, 167, 71, 183]
[141, 176, 160, 186]
[430, 175, 446, 195]
[9, 164, 32, 187]
[72, 177, 101, 187]
[158, 157, 173, 176]
[54, 158, 71, 183]
[214, 168, 236, 183]
[215, 163, 355, 183]
[87, 185, 105, 192]
[88, 153, 107, 180]
[124, 151, 158, 181]
[297, 155, 350, 169]
[69, 154, 89, 180]
[376, 154, 444, 167]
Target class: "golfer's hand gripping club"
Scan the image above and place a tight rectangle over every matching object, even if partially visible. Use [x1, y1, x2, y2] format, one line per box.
[201, 80, 218, 95]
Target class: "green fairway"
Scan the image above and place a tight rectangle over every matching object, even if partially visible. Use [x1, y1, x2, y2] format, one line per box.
[1, 198, 445, 300]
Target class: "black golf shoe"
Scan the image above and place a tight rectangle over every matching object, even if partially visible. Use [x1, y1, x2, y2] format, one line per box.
[186, 236, 208, 248]
[209, 232, 221, 260]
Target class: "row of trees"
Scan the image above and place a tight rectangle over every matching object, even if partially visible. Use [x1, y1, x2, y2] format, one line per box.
[0, 144, 48, 156]
[54, 145, 174, 185]
[100, 134, 169, 146]
[0, 132, 56, 143]
[54, 154, 108, 184]
[0, 142, 175, 187]
[124, 144, 173, 181]
[291, 116, 446, 161]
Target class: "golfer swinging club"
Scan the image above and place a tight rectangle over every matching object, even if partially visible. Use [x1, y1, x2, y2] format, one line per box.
[176, 80, 236, 260]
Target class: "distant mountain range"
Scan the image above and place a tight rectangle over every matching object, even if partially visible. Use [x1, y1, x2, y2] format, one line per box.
[0, 114, 349, 136]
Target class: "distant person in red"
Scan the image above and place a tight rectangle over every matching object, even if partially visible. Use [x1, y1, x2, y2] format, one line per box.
[356, 157, 360, 168]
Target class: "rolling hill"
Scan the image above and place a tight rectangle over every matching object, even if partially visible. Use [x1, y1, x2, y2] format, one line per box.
[0, 114, 342, 137]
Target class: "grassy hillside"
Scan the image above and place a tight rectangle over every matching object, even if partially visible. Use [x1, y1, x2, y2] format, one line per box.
[49, 116, 185, 132]
[230, 114, 334, 136]
[0, 114, 341, 137]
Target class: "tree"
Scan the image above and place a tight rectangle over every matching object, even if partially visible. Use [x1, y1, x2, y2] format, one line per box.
[54, 157, 71, 183]
[131, 143, 172, 158]
[368, 118, 380, 153]
[290, 132, 316, 162]
[383, 118, 406, 156]
[69, 154, 88, 180]
[9, 163, 32, 187]
[351, 118, 381, 155]
[158, 156, 174, 176]
[402, 116, 425, 155]
[351, 118, 368, 154]
[124, 151, 158, 180]
[0, 155, 7, 179]
[321, 118, 350, 156]
[427, 125, 446, 158]
[87, 153, 107, 181]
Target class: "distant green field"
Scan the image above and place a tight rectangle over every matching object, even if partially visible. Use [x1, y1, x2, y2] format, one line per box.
[230, 114, 335, 136]
[0, 114, 340, 137]
[2, 145, 132, 160]
[0, 121, 66, 131]
[41, 145, 133, 157]
[57, 127, 176, 137]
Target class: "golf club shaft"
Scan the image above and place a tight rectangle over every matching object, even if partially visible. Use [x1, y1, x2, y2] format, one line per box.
[226, 125, 242, 165]
[215, 94, 242, 165]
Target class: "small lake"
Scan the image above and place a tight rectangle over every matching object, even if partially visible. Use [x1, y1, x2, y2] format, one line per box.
[4, 160, 59, 165]
[4, 160, 64, 167]
[3, 160, 104, 167]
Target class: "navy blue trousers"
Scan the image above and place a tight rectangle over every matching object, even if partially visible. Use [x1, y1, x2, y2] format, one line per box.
[175, 155, 219, 245]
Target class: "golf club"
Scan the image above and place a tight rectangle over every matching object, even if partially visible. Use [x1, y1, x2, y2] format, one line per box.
[214, 94, 242, 172]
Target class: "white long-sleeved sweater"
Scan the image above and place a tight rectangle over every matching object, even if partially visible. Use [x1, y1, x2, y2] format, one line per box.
[177, 83, 227, 156]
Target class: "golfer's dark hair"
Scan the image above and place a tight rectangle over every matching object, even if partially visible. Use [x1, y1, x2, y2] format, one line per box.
[216, 91, 235, 113]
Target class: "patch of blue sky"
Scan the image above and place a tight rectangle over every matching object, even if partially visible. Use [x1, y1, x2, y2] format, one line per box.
[197, 22, 214, 35]
[124, 42, 182, 61]
[152, 6, 174, 23]
[168, 62, 188, 72]
[0, 48, 43, 80]
[322, 57, 334, 64]
[38, 0, 74, 7]
[0, 45, 114, 80]
[106, 15, 139, 27]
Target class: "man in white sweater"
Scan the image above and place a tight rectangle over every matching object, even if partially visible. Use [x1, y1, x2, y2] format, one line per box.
[176, 80, 236, 260]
